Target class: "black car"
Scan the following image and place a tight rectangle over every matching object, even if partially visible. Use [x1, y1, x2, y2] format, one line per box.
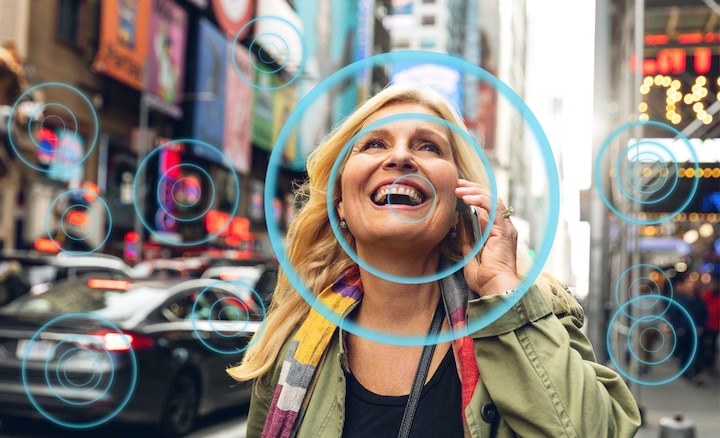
[0, 251, 137, 306]
[0, 276, 264, 436]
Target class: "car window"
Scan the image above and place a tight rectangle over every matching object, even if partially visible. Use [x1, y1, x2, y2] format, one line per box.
[213, 290, 263, 322]
[2, 281, 166, 320]
[164, 290, 216, 321]
[69, 268, 129, 280]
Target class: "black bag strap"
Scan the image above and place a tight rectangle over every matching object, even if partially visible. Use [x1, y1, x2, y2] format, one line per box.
[397, 299, 446, 438]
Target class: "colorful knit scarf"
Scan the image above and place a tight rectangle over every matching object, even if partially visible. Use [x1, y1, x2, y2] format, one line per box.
[262, 264, 480, 438]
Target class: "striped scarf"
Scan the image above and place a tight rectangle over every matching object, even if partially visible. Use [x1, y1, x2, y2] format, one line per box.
[262, 263, 480, 437]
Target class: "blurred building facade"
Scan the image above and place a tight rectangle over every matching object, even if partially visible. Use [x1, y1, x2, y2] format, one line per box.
[0, 0, 399, 263]
[591, 0, 720, 366]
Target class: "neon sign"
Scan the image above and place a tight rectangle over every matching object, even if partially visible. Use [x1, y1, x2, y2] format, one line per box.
[636, 52, 719, 128]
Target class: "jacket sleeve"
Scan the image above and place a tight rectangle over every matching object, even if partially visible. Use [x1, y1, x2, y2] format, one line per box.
[468, 286, 642, 437]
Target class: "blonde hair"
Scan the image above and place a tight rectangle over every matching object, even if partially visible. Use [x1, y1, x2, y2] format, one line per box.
[226, 84, 577, 383]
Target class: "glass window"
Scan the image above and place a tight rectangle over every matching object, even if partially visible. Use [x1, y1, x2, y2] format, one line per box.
[56, 0, 82, 45]
[421, 38, 436, 49]
[421, 16, 436, 26]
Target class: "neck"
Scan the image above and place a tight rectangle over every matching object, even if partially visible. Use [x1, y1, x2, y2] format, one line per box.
[352, 245, 442, 336]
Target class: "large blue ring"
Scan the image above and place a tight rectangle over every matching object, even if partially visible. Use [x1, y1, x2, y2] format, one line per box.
[266, 51, 559, 346]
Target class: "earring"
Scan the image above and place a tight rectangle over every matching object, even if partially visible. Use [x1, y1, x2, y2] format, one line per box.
[340, 219, 347, 229]
[450, 227, 457, 238]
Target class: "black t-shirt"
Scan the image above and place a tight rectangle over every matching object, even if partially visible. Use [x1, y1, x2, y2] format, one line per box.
[343, 348, 464, 438]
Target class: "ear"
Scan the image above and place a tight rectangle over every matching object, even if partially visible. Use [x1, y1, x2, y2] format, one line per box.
[337, 199, 345, 220]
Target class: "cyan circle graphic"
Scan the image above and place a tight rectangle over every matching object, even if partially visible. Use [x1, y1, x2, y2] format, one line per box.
[190, 280, 267, 355]
[7, 82, 98, 173]
[594, 120, 698, 225]
[49, 343, 109, 404]
[21, 313, 138, 428]
[607, 295, 697, 386]
[208, 297, 251, 337]
[615, 264, 673, 320]
[57, 348, 100, 389]
[624, 150, 670, 194]
[59, 204, 97, 241]
[45, 338, 113, 405]
[133, 139, 240, 246]
[266, 50, 560, 346]
[326, 112, 496, 285]
[387, 174, 438, 223]
[156, 163, 214, 222]
[615, 140, 679, 204]
[231, 16, 306, 90]
[626, 315, 676, 366]
[640, 327, 665, 354]
[248, 33, 289, 74]
[45, 190, 113, 256]
[30, 105, 77, 156]
[170, 177, 202, 209]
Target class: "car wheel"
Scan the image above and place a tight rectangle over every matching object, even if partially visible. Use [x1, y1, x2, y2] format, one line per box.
[160, 371, 199, 437]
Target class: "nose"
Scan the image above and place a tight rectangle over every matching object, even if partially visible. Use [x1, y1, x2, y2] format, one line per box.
[383, 144, 417, 171]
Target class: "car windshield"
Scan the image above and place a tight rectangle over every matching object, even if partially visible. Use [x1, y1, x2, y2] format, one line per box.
[0, 280, 167, 321]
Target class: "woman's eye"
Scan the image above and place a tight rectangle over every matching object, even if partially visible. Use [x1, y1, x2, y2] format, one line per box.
[359, 140, 386, 151]
[418, 142, 440, 153]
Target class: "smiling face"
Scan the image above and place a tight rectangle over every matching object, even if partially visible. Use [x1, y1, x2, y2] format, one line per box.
[336, 102, 460, 253]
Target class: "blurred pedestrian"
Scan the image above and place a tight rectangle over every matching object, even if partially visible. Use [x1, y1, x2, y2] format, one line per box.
[226, 84, 641, 437]
[671, 272, 707, 384]
[700, 277, 719, 375]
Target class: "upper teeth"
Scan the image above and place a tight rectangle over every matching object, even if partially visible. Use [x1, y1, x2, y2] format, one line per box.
[373, 185, 424, 205]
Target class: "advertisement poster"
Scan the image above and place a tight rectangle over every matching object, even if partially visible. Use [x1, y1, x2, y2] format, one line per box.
[192, 18, 227, 151]
[92, 0, 152, 90]
[211, 0, 254, 38]
[272, 82, 297, 164]
[48, 131, 85, 183]
[223, 43, 253, 174]
[249, 179, 264, 222]
[251, 71, 274, 151]
[146, 0, 188, 104]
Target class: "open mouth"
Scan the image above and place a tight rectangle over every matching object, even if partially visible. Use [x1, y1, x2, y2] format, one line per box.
[372, 184, 427, 207]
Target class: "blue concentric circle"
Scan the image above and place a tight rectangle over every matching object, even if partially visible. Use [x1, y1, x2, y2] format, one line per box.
[231, 16, 306, 90]
[607, 295, 697, 386]
[594, 121, 699, 225]
[626, 315, 676, 366]
[155, 163, 214, 223]
[7, 82, 98, 173]
[266, 50, 560, 346]
[616, 140, 679, 204]
[45, 190, 112, 255]
[190, 280, 267, 355]
[326, 113, 496, 285]
[59, 204, 97, 241]
[47, 340, 111, 405]
[20, 313, 138, 428]
[133, 139, 240, 246]
[615, 264, 673, 320]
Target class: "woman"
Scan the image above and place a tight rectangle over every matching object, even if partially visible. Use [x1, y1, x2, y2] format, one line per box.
[227, 85, 641, 437]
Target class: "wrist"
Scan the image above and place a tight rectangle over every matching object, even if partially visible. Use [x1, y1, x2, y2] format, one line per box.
[477, 275, 520, 297]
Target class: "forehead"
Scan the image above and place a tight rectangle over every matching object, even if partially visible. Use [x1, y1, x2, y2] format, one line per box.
[361, 102, 444, 130]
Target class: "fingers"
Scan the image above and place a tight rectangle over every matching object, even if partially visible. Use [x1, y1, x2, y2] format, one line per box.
[455, 180, 514, 230]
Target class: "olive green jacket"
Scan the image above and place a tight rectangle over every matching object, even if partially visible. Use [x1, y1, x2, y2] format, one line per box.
[246, 285, 641, 437]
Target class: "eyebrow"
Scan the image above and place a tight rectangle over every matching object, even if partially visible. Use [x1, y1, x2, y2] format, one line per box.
[357, 127, 449, 142]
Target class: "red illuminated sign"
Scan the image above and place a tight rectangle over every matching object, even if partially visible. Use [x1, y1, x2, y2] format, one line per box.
[633, 48, 716, 75]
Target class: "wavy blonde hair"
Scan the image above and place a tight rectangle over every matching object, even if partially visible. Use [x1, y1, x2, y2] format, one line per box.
[226, 84, 577, 383]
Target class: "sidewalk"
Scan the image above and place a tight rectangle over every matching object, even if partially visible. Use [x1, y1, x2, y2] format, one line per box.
[631, 356, 720, 437]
